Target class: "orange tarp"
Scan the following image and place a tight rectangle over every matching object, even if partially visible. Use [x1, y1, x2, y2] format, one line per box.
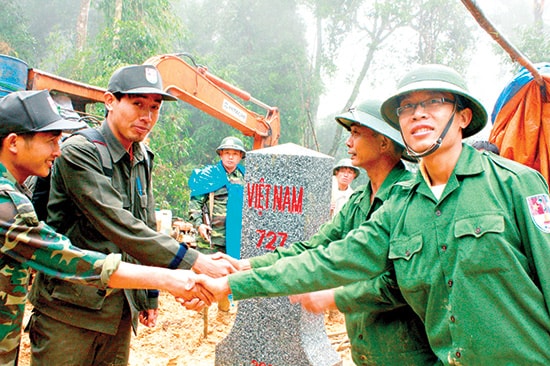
[490, 76, 550, 185]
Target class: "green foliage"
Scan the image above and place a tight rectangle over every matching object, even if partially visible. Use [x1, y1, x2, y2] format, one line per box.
[513, 25, 550, 66]
[179, 0, 315, 147]
[407, 0, 476, 72]
[0, 0, 37, 62]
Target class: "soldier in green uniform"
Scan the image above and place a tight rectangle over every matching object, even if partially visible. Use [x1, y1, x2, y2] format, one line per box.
[28, 65, 232, 365]
[0, 90, 211, 365]
[201, 64, 550, 365]
[222, 99, 435, 365]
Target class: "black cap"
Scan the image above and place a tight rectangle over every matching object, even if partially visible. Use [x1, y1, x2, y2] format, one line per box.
[107, 65, 177, 101]
[0, 90, 87, 135]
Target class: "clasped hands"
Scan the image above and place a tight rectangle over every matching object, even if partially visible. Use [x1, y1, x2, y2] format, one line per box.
[169, 253, 336, 314]
[168, 252, 237, 311]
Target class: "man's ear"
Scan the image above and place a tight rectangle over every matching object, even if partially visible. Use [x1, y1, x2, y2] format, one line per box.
[459, 108, 473, 130]
[5, 133, 20, 154]
[104, 92, 115, 111]
[379, 135, 390, 152]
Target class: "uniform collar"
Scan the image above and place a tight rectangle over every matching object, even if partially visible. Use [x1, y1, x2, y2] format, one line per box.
[0, 162, 16, 185]
[0, 162, 29, 195]
[407, 143, 485, 200]
[352, 161, 412, 206]
[375, 161, 412, 202]
[452, 143, 485, 178]
[99, 122, 150, 164]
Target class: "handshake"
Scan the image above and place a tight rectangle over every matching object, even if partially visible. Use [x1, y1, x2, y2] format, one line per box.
[152, 252, 245, 311]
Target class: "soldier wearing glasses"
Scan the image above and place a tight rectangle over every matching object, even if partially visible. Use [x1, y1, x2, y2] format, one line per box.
[201, 64, 550, 365]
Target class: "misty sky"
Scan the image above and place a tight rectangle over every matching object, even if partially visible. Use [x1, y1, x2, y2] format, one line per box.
[315, 0, 544, 142]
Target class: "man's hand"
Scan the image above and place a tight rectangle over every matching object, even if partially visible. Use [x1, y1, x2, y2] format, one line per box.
[165, 270, 215, 311]
[173, 220, 193, 233]
[192, 253, 237, 277]
[139, 309, 159, 327]
[194, 274, 232, 302]
[106, 262, 214, 312]
[198, 223, 212, 241]
[210, 252, 251, 271]
[289, 289, 337, 314]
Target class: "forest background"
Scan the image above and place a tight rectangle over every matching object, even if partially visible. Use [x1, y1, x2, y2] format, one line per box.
[2, 0, 549, 218]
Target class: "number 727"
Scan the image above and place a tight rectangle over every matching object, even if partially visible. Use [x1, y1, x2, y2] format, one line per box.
[255, 230, 288, 251]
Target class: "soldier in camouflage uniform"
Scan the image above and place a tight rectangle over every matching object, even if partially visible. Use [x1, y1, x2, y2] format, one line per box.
[0, 90, 212, 365]
[188, 136, 246, 312]
[188, 136, 246, 258]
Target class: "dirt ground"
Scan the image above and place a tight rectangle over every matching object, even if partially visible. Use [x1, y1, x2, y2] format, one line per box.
[19, 292, 353, 365]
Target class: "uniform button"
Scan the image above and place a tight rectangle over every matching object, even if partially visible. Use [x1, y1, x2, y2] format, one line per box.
[360, 355, 367, 360]
[441, 245, 447, 251]
[455, 351, 461, 358]
[450, 315, 456, 322]
[405, 250, 410, 256]
[435, 210, 442, 216]
[358, 334, 363, 340]
[448, 279, 453, 287]
[475, 227, 481, 234]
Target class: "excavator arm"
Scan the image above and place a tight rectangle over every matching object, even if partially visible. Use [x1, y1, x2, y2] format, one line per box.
[144, 54, 280, 149]
[23, 53, 280, 149]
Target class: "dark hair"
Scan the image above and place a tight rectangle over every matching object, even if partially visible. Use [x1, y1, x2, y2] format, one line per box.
[0, 132, 34, 148]
[454, 95, 466, 111]
[472, 140, 499, 155]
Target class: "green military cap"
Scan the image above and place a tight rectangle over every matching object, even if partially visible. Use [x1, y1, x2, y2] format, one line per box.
[216, 136, 246, 158]
[333, 158, 360, 177]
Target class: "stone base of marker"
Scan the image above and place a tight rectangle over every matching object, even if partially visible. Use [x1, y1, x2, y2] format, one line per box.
[216, 143, 342, 366]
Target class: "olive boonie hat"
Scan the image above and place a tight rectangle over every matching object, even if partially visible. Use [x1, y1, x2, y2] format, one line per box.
[0, 90, 87, 135]
[333, 158, 359, 177]
[380, 64, 487, 138]
[107, 65, 177, 101]
[216, 136, 246, 158]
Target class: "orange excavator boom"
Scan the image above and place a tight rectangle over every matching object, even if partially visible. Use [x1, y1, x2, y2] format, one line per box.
[144, 54, 280, 149]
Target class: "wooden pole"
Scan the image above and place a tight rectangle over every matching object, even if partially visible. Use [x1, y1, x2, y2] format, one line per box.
[461, 0, 546, 88]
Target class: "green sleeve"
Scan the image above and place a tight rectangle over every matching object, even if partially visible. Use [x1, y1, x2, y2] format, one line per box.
[229, 206, 393, 300]
[510, 166, 550, 313]
[333, 271, 405, 313]
[249, 204, 349, 268]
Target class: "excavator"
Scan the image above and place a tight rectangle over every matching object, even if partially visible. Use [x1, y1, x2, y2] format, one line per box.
[8, 53, 280, 150]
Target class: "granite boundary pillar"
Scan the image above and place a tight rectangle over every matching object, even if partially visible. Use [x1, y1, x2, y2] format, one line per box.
[216, 143, 342, 366]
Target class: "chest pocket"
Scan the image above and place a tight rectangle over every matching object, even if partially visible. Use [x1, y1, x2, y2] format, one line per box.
[454, 214, 504, 238]
[388, 234, 423, 261]
[388, 234, 427, 291]
[454, 214, 509, 274]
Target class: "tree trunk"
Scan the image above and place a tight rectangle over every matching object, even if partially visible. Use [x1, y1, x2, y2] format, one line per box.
[534, 0, 544, 31]
[76, 0, 91, 51]
[115, 0, 123, 21]
[113, 0, 123, 48]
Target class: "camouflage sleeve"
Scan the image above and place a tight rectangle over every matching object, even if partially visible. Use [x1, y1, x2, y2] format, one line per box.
[0, 188, 119, 288]
[188, 193, 207, 228]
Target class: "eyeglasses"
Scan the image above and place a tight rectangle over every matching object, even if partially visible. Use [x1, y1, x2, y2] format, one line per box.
[396, 97, 455, 117]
